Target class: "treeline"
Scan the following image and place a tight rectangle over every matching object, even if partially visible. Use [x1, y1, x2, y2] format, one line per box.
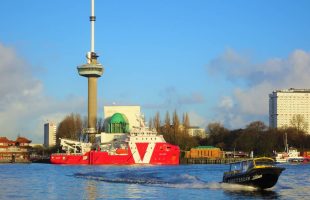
[203, 121, 310, 156]
[148, 111, 198, 151]
[150, 112, 310, 156]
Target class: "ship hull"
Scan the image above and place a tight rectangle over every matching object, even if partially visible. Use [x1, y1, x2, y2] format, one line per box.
[50, 142, 179, 165]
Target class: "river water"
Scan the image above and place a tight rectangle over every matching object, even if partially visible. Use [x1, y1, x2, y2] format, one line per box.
[0, 163, 308, 199]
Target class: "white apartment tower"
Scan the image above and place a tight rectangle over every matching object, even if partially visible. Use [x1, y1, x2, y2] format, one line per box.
[44, 122, 57, 147]
[269, 88, 310, 133]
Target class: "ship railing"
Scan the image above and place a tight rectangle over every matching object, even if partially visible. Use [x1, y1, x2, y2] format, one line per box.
[51, 152, 84, 155]
[130, 128, 158, 136]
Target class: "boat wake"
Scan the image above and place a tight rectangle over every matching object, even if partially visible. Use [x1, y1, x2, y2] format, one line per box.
[74, 171, 258, 191]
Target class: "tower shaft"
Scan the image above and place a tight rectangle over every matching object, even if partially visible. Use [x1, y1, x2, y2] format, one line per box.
[88, 77, 97, 131]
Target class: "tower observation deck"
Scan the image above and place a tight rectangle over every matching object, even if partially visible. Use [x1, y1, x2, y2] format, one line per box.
[77, 0, 103, 141]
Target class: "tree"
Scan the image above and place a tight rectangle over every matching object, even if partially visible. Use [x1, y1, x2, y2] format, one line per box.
[206, 122, 229, 149]
[148, 117, 153, 129]
[150, 110, 198, 150]
[172, 110, 180, 144]
[153, 112, 161, 132]
[163, 111, 172, 143]
[96, 117, 105, 133]
[57, 113, 83, 142]
[182, 112, 190, 135]
[246, 121, 267, 132]
[290, 114, 308, 133]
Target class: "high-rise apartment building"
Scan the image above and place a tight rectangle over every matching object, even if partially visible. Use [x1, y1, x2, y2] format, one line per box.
[269, 88, 310, 133]
[187, 127, 207, 138]
[44, 122, 57, 147]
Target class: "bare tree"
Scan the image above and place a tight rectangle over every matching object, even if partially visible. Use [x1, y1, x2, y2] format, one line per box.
[246, 121, 267, 132]
[206, 122, 229, 149]
[182, 112, 190, 135]
[172, 110, 180, 144]
[96, 117, 105, 133]
[164, 111, 171, 132]
[290, 114, 308, 133]
[148, 117, 153, 129]
[57, 113, 83, 142]
[153, 112, 161, 132]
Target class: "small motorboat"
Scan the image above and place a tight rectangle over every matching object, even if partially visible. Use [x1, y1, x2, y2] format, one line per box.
[223, 157, 285, 189]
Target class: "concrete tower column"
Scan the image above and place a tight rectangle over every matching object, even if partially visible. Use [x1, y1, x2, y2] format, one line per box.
[88, 77, 97, 130]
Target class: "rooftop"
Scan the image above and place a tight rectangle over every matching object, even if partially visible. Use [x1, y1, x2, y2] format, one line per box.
[193, 146, 218, 149]
[273, 88, 310, 93]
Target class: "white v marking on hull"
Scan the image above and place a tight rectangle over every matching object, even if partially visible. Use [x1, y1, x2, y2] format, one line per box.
[130, 142, 155, 164]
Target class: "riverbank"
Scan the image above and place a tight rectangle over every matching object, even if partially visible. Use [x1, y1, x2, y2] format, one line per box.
[180, 157, 248, 164]
[0, 159, 31, 164]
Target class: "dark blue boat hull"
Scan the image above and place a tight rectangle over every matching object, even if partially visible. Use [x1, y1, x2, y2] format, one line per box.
[223, 167, 285, 189]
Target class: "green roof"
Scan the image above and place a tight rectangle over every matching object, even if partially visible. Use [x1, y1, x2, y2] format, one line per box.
[107, 113, 130, 133]
[193, 146, 218, 149]
[110, 113, 128, 124]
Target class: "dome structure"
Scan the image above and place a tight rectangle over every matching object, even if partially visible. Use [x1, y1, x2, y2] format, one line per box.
[107, 113, 129, 133]
[110, 113, 128, 123]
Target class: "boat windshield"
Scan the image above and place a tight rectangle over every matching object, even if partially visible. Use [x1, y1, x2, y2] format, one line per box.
[254, 158, 274, 166]
[230, 162, 242, 171]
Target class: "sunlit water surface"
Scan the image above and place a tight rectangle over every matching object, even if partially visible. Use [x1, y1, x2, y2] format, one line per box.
[0, 163, 308, 199]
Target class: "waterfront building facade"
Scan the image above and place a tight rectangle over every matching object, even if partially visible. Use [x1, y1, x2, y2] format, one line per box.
[269, 88, 310, 133]
[44, 122, 57, 147]
[185, 146, 223, 159]
[0, 136, 32, 163]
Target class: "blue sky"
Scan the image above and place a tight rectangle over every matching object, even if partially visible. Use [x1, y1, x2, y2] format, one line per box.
[1, 0, 310, 143]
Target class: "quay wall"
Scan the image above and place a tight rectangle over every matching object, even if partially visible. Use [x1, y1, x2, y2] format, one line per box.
[180, 157, 248, 164]
[0, 159, 31, 164]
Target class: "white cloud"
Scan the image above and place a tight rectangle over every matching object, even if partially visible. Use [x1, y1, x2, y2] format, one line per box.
[0, 43, 85, 143]
[233, 81, 274, 116]
[208, 48, 310, 129]
[188, 111, 208, 128]
[144, 86, 205, 111]
[218, 96, 234, 110]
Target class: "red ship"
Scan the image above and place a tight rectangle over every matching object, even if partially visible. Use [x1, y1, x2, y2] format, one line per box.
[50, 115, 180, 165]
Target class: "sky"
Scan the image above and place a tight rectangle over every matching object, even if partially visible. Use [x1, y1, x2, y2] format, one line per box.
[1, 0, 310, 143]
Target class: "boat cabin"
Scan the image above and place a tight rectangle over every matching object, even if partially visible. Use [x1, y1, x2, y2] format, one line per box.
[228, 157, 275, 173]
